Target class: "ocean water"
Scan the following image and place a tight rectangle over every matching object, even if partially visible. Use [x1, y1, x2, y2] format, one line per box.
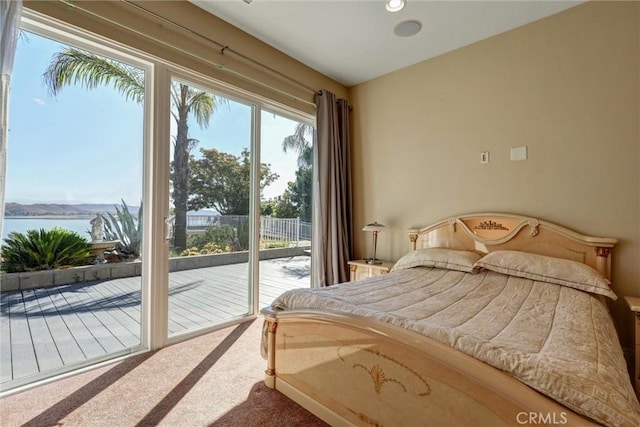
[2, 218, 94, 241]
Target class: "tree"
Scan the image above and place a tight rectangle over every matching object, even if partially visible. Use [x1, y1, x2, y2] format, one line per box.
[42, 47, 224, 251]
[270, 189, 298, 219]
[169, 83, 221, 251]
[290, 166, 313, 222]
[280, 123, 313, 222]
[189, 147, 278, 215]
[260, 200, 275, 217]
[282, 123, 313, 168]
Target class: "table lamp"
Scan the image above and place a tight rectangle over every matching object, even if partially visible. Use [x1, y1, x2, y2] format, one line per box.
[362, 221, 385, 264]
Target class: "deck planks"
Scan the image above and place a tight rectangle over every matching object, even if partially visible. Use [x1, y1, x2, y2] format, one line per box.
[5, 293, 39, 381]
[0, 256, 310, 388]
[43, 287, 107, 361]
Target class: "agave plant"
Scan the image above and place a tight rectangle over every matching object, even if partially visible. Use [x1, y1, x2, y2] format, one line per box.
[1, 228, 93, 273]
[102, 200, 142, 259]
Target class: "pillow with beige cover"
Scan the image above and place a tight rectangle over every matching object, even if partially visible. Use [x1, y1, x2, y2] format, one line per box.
[474, 250, 616, 300]
[392, 248, 482, 273]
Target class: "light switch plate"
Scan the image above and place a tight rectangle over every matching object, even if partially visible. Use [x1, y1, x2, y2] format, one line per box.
[510, 146, 528, 161]
[480, 151, 490, 164]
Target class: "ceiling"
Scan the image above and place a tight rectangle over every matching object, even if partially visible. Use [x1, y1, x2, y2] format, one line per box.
[190, 0, 584, 87]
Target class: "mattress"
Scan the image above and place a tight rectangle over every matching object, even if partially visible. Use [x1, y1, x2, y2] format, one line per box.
[271, 266, 640, 427]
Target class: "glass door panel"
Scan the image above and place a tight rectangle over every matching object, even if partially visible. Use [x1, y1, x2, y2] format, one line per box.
[258, 110, 313, 309]
[1, 30, 145, 390]
[167, 79, 253, 338]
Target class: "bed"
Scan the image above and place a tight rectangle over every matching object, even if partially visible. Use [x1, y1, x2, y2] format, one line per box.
[261, 213, 640, 426]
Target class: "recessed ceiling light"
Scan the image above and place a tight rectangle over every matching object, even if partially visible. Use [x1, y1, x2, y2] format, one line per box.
[394, 19, 422, 37]
[386, 0, 406, 13]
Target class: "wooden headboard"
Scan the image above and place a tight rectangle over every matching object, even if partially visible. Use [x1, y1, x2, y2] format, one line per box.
[407, 212, 617, 280]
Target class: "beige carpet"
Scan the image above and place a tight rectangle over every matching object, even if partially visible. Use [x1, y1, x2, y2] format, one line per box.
[0, 318, 329, 427]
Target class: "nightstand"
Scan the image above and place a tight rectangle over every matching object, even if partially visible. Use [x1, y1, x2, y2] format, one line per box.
[624, 296, 640, 399]
[347, 259, 394, 282]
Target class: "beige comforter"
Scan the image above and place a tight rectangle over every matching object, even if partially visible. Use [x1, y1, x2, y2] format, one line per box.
[271, 267, 640, 427]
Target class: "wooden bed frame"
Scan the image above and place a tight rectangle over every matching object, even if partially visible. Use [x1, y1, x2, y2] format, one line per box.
[261, 213, 618, 426]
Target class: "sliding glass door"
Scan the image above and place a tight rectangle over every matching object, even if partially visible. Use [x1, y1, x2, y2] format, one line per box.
[166, 78, 254, 338]
[258, 110, 313, 308]
[163, 76, 315, 340]
[1, 25, 148, 389]
[1, 11, 315, 391]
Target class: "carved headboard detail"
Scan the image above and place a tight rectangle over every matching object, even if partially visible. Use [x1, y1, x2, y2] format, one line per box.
[407, 213, 617, 280]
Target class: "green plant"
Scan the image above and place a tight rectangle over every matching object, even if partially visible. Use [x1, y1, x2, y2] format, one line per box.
[261, 240, 290, 249]
[179, 247, 201, 257]
[179, 242, 226, 257]
[1, 228, 93, 273]
[187, 225, 235, 251]
[235, 218, 250, 251]
[102, 199, 142, 259]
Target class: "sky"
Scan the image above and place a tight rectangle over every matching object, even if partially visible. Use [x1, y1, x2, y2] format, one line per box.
[6, 30, 304, 207]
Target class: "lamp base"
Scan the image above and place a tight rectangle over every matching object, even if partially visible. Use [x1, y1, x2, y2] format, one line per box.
[364, 258, 382, 265]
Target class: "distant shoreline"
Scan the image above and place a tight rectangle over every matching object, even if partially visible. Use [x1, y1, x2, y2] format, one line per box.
[5, 215, 96, 220]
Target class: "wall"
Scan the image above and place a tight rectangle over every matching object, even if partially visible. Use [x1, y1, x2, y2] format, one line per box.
[349, 1, 639, 344]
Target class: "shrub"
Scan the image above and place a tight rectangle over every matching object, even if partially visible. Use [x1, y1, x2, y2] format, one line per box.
[179, 242, 226, 257]
[1, 228, 93, 273]
[235, 218, 249, 251]
[179, 221, 249, 256]
[187, 225, 235, 251]
[262, 240, 290, 249]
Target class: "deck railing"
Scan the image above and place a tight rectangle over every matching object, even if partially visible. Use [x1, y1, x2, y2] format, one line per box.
[171, 215, 311, 247]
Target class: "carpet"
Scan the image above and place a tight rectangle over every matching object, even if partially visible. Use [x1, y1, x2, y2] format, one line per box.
[0, 318, 329, 427]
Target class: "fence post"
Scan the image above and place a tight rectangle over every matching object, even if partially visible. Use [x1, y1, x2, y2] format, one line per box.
[296, 218, 300, 247]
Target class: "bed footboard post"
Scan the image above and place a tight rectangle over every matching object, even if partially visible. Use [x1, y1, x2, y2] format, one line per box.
[264, 317, 277, 389]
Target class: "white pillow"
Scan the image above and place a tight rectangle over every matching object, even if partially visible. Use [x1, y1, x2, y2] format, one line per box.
[392, 248, 482, 273]
[473, 250, 616, 300]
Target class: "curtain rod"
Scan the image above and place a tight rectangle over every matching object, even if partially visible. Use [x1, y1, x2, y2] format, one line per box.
[121, 0, 321, 96]
[58, 0, 320, 107]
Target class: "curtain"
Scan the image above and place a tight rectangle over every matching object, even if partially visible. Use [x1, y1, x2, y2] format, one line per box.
[0, 0, 22, 238]
[313, 90, 353, 287]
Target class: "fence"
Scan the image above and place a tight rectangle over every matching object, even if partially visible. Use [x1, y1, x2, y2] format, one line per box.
[172, 215, 311, 247]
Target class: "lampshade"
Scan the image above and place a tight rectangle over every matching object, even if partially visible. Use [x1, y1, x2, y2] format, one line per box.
[362, 221, 385, 265]
[386, 0, 406, 13]
[362, 221, 386, 233]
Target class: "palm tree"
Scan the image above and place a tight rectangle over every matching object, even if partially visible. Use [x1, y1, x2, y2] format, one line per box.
[282, 123, 313, 168]
[43, 47, 223, 251]
[281, 123, 313, 222]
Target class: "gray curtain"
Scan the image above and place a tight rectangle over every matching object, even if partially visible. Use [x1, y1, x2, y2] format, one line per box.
[0, 0, 22, 238]
[312, 90, 353, 287]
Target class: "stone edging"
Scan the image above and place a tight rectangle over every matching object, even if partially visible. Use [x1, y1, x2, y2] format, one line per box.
[0, 246, 309, 292]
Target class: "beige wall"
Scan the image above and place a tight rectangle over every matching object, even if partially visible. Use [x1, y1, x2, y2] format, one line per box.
[349, 1, 639, 344]
[25, 0, 346, 113]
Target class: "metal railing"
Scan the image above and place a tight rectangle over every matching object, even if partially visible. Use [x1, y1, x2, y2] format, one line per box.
[170, 215, 311, 247]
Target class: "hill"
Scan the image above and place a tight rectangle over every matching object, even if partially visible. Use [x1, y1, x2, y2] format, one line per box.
[4, 203, 126, 217]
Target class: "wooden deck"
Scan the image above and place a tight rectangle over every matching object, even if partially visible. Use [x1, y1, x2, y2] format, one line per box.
[0, 256, 310, 388]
